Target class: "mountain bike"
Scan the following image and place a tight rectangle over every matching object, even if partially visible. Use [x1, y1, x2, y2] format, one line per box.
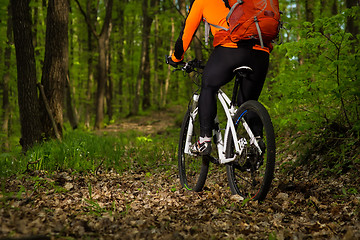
[169, 58, 276, 201]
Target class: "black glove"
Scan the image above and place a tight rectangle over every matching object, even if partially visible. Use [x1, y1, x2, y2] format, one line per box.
[166, 55, 183, 68]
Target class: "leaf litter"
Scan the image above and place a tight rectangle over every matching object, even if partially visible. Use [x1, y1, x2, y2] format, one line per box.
[1, 164, 359, 240]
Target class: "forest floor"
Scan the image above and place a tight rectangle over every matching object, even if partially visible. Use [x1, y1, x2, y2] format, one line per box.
[1, 107, 360, 240]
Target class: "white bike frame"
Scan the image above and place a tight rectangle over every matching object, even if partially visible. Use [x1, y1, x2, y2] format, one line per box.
[184, 89, 262, 164]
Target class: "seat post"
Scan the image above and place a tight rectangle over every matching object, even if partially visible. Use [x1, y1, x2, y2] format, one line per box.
[231, 66, 253, 107]
[231, 77, 240, 107]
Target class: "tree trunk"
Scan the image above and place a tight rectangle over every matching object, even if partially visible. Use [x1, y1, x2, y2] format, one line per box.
[106, 49, 113, 121]
[94, 0, 113, 129]
[296, 0, 304, 66]
[40, 0, 69, 139]
[127, 17, 136, 115]
[132, 0, 153, 114]
[11, 0, 43, 152]
[65, 75, 78, 129]
[346, 0, 359, 42]
[66, 1, 79, 130]
[116, 1, 126, 114]
[95, 36, 108, 128]
[304, 0, 314, 22]
[74, 0, 113, 129]
[132, 56, 143, 115]
[84, 0, 96, 129]
[142, 0, 155, 110]
[153, 0, 160, 108]
[85, 25, 94, 128]
[162, 17, 175, 107]
[2, 4, 13, 152]
[193, 30, 203, 60]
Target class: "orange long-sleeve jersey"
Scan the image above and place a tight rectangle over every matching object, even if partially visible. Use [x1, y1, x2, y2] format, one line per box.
[171, 0, 237, 62]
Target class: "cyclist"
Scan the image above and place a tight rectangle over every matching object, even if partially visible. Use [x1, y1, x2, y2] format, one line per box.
[167, 0, 271, 155]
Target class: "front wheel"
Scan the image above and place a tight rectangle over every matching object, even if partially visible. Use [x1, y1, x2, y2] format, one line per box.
[178, 105, 209, 192]
[225, 100, 275, 201]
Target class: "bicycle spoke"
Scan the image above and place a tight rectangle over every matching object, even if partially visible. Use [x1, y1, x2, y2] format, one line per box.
[235, 172, 252, 186]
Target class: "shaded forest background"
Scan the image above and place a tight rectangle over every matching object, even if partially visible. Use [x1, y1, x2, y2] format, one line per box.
[0, 0, 359, 160]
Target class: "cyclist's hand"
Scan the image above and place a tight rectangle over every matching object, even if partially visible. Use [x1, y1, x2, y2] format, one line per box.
[166, 55, 183, 68]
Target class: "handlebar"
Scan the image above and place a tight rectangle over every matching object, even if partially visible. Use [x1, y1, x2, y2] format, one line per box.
[165, 55, 205, 73]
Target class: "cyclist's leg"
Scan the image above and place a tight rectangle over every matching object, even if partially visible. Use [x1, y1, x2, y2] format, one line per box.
[236, 48, 270, 137]
[198, 46, 241, 138]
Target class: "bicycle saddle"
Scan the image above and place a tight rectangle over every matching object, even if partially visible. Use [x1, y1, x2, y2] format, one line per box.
[233, 66, 253, 75]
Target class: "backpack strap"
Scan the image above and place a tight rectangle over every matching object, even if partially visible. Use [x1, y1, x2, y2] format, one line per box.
[254, 16, 264, 48]
[204, 18, 229, 45]
[226, 0, 244, 22]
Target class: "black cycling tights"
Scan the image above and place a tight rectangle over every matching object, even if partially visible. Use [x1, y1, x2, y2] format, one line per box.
[199, 45, 269, 137]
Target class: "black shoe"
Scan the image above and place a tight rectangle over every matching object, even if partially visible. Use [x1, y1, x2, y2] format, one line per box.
[190, 140, 212, 156]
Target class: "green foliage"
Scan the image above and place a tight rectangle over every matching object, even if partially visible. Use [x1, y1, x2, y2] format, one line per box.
[259, 5, 360, 176]
[263, 8, 360, 135]
[0, 127, 178, 178]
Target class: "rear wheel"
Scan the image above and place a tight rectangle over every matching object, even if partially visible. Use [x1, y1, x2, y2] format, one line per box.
[225, 100, 275, 201]
[178, 104, 209, 192]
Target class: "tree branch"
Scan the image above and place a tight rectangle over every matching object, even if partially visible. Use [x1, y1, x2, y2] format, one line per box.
[73, 0, 99, 39]
[100, 0, 113, 37]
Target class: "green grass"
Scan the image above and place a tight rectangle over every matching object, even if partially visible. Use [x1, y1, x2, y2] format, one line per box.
[0, 128, 178, 178]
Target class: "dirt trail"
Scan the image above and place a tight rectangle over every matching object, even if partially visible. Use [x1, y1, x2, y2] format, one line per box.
[1, 109, 360, 240]
[98, 106, 183, 135]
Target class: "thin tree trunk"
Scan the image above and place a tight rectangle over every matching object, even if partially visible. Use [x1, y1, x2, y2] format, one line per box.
[296, 0, 304, 65]
[346, 0, 359, 41]
[74, 0, 113, 129]
[127, 17, 136, 116]
[106, 49, 113, 121]
[40, 0, 69, 139]
[94, 0, 113, 129]
[141, 0, 155, 110]
[66, 1, 79, 129]
[95, 36, 108, 128]
[65, 75, 78, 129]
[85, 26, 94, 128]
[193, 30, 203, 60]
[162, 17, 175, 107]
[132, 54, 143, 115]
[132, 0, 152, 115]
[2, 4, 13, 151]
[305, 0, 314, 23]
[11, 0, 43, 152]
[84, 0, 95, 129]
[153, 4, 160, 108]
[116, 1, 126, 114]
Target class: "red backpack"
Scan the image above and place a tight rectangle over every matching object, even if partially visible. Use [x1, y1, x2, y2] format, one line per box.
[213, 0, 281, 48]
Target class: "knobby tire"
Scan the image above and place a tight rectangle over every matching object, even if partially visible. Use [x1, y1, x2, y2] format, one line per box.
[225, 100, 275, 201]
[178, 106, 209, 192]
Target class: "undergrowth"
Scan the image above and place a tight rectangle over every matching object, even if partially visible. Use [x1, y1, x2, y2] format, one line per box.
[1, 113, 359, 192]
[278, 121, 360, 183]
[0, 128, 178, 178]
